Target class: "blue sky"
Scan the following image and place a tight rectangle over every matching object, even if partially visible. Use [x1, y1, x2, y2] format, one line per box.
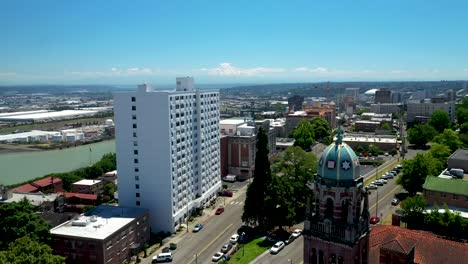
[2, 0, 468, 85]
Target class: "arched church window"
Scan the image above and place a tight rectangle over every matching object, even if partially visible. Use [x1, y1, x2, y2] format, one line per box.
[319, 250, 324, 264]
[338, 256, 344, 264]
[341, 199, 349, 224]
[311, 248, 317, 264]
[325, 198, 334, 220]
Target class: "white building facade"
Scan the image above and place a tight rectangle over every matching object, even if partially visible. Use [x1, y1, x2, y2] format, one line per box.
[114, 77, 221, 232]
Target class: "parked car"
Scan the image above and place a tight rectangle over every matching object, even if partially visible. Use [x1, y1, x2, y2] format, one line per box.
[218, 190, 233, 197]
[212, 252, 224, 262]
[285, 235, 295, 245]
[215, 207, 225, 215]
[390, 170, 399, 175]
[391, 198, 400, 205]
[221, 243, 232, 253]
[366, 184, 378, 190]
[291, 229, 302, 238]
[373, 181, 384, 186]
[152, 252, 173, 263]
[193, 223, 204, 232]
[270, 241, 285, 254]
[230, 234, 240, 244]
[370, 216, 380, 224]
[162, 247, 171, 253]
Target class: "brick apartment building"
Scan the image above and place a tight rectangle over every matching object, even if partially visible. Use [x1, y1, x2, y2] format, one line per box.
[72, 179, 105, 195]
[423, 176, 468, 208]
[50, 205, 149, 264]
[220, 118, 276, 179]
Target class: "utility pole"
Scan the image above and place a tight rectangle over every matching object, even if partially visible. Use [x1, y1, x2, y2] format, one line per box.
[376, 188, 379, 217]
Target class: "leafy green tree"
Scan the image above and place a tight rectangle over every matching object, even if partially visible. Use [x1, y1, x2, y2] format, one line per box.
[292, 120, 315, 151]
[310, 117, 331, 143]
[459, 122, 468, 134]
[0, 200, 51, 250]
[271, 146, 317, 223]
[381, 123, 392, 130]
[429, 110, 451, 133]
[0, 236, 65, 264]
[433, 129, 462, 152]
[102, 182, 117, 203]
[407, 124, 437, 148]
[50, 172, 81, 191]
[397, 154, 439, 195]
[400, 195, 427, 229]
[264, 176, 295, 230]
[242, 127, 272, 230]
[428, 143, 451, 171]
[456, 98, 468, 124]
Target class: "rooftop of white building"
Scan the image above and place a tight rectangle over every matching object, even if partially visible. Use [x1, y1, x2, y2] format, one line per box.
[1, 192, 61, 206]
[220, 119, 246, 125]
[73, 179, 102, 186]
[0, 130, 61, 141]
[50, 205, 147, 240]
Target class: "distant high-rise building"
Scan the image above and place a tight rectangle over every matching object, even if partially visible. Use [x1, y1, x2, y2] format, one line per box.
[447, 89, 456, 102]
[288, 95, 304, 112]
[345, 87, 360, 102]
[114, 77, 221, 232]
[391, 91, 402, 103]
[374, 89, 392, 104]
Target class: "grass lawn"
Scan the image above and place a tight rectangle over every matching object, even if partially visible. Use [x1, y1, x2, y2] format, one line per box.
[229, 237, 270, 264]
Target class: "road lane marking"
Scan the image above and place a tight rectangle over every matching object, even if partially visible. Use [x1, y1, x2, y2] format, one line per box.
[188, 223, 234, 263]
[369, 184, 401, 211]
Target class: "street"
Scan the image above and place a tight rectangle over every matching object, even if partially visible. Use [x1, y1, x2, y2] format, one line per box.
[144, 181, 248, 264]
[146, 148, 422, 264]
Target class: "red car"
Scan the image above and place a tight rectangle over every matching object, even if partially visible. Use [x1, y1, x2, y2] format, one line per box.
[218, 190, 233, 197]
[370, 216, 380, 224]
[215, 207, 225, 215]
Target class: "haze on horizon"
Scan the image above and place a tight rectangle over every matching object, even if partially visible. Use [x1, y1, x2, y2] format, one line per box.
[2, 0, 468, 85]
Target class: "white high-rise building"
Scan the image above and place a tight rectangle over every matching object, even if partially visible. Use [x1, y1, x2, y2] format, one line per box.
[114, 77, 221, 232]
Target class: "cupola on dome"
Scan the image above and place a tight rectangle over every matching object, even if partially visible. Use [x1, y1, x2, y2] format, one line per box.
[318, 128, 360, 181]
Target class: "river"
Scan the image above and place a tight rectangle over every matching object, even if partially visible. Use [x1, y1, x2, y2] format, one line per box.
[0, 140, 115, 186]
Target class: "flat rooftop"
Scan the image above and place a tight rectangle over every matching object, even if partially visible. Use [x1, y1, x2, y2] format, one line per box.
[423, 176, 468, 196]
[0, 192, 61, 206]
[449, 148, 468, 161]
[73, 179, 102, 186]
[50, 205, 147, 240]
[220, 119, 246, 125]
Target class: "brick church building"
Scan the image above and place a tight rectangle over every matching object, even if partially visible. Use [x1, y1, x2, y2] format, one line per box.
[304, 128, 369, 263]
[303, 128, 468, 264]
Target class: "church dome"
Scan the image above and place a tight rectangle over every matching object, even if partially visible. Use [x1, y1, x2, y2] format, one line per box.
[318, 129, 360, 181]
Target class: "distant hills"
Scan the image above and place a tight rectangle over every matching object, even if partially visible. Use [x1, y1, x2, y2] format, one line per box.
[1, 80, 466, 96]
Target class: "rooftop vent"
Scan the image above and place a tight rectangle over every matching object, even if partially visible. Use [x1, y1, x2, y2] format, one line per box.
[71, 221, 87, 227]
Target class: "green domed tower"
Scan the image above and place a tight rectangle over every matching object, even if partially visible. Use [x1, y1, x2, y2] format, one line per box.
[304, 127, 370, 264]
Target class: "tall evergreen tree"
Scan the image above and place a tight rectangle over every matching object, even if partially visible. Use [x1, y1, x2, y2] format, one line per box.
[242, 127, 272, 230]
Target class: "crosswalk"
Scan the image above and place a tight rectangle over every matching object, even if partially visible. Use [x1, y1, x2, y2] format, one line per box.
[230, 201, 244, 205]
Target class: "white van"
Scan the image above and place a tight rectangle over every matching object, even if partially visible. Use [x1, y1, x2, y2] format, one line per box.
[152, 252, 173, 263]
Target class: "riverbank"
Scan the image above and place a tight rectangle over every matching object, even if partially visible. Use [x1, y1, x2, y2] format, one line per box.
[0, 144, 42, 154]
[0, 137, 114, 154]
[0, 139, 115, 186]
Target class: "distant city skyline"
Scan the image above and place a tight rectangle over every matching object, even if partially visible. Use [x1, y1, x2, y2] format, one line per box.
[2, 1, 468, 85]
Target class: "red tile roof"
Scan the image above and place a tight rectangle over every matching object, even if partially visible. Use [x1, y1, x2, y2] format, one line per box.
[63, 192, 97, 200]
[13, 184, 39, 193]
[33, 176, 62, 187]
[370, 225, 468, 264]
